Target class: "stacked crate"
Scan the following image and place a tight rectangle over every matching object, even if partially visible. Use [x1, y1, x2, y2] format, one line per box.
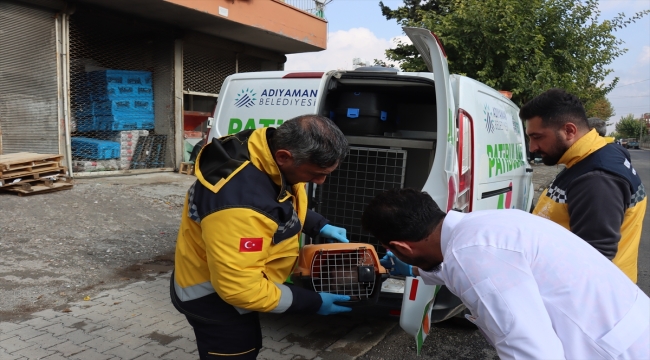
[71, 130, 149, 171]
[76, 70, 154, 132]
[112, 129, 149, 170]
[72, 70, 155, 172]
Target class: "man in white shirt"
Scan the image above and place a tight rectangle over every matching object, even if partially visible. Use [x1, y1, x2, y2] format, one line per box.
[361, 188, 649, 359]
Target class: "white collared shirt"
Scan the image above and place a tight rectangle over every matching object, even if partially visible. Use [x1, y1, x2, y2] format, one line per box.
[419, 210, 649, 360]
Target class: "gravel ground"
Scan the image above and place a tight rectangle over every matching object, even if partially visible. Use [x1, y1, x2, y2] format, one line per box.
[0, 166, 562, 323]
[0, 173, 195, 321]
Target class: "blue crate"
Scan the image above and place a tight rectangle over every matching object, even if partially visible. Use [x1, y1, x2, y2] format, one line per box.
[89, 84, 153, 100]
[96, 115, 155, 131]
[71, 138, 120, 160]
[93, 99, 154, 115]
[75, 114, 98, 132]
[87, 70, 152, 86]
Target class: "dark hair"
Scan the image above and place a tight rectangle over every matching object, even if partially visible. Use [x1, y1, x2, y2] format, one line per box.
[361, 188, 446, 245]
[588, 117, 607, 137]
[271, 114, 349, 167]
[519, 88, 589, 130]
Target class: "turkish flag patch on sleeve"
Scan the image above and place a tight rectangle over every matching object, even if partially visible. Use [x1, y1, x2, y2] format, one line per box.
[239, 238, 263, 252]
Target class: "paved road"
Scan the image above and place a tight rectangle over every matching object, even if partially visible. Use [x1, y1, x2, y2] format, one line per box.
[361, 150, 650, 360]
[630, 149, 649, 296]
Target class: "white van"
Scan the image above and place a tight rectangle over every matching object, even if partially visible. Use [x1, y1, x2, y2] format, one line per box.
[208, 28, 534, 320]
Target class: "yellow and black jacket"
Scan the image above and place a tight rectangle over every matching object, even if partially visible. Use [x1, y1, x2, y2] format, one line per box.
[173, 127, 327, 316]
[534, 130, 646, 282]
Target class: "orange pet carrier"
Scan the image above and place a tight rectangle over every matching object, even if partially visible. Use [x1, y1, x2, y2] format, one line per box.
[292, 243, 389, 305]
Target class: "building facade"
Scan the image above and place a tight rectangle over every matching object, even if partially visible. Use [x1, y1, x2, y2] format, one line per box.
[0, 0, 327, 175]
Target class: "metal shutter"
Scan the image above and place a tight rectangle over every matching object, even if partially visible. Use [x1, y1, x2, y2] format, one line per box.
[0, 2, 59, 154]
[183, 43, 236, 95]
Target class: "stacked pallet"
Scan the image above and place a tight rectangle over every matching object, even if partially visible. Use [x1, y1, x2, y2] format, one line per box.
[0, 153, 73, 196]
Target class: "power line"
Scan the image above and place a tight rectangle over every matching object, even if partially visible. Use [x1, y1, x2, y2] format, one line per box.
[614, 79, 650, 88]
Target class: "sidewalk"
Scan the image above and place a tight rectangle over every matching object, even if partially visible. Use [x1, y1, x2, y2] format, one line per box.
[0, 271, 396, 360]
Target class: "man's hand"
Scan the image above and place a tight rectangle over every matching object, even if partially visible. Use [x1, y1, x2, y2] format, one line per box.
[317, 293, 352, 315]
[319, 224, 349, 243]
[380, 251, 413, 277]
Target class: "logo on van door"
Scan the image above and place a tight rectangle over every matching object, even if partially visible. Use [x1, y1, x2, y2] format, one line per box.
[234, 88, 257, 108]
[483, 104, 509, 133]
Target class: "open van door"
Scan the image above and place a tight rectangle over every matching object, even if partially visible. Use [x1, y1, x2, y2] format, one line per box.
[403, 27, 458, 212]
[402, 28, 466, 323]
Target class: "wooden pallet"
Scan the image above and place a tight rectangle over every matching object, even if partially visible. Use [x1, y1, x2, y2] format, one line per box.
[0, 153, 64, 173]
[0, 177, 74, 197]
[1, 164, 66, 180]
[0, 167, 68, 187]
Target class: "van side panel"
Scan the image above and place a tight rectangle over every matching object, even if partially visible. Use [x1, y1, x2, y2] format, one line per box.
[211, 74, 321, 138]
[455, 77, 529, 211]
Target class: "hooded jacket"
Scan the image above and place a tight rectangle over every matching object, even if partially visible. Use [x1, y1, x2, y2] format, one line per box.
[173, 127, 327, 314]
[533, 129, 646, 282]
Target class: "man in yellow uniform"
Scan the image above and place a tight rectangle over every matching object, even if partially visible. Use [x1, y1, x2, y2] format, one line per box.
[520, 89, 646, 282]
[171, 115, 352, 359]
[588, 117, 616, 143]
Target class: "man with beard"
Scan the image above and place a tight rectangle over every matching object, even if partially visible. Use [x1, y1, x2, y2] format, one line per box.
[362, 188, 649, 359]
[520, 89, 646, 282]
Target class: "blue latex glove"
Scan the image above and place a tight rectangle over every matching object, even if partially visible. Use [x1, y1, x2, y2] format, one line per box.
[317, 293, 352, 315]
[380, 251, 413, 277]
[319, 224, 349, 243]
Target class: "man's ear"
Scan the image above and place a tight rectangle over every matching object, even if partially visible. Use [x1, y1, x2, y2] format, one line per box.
[387, 240, 414, 255]
[562, 122, 579, 141]
[274, 149, 293, 167]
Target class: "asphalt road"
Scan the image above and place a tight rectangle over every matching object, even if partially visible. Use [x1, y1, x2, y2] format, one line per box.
[630, 149, 649, 296]
[359, 149, 650, 360]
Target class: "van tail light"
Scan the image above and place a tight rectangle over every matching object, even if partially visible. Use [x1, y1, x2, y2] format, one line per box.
[456, 109, 474, 212]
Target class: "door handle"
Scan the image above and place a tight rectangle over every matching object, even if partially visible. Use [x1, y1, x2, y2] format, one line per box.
[525, 168, 533, 173]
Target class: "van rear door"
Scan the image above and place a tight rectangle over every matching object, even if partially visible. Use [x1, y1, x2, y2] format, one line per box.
[457, 79, 530, 211]
[403, 27, 458, 211]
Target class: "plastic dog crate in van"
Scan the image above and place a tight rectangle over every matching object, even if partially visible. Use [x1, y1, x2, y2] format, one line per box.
[332, 92, 393, 136]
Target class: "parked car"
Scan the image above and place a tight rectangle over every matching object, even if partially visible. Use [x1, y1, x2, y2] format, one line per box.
[621, 138, 629, 148]
[628, 138, 640, 149]
[208, 27, 534, 322]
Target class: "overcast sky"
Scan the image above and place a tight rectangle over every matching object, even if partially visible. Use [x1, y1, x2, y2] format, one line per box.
[285, 0, 650, 131]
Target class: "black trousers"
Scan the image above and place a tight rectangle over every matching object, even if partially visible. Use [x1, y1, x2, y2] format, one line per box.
[170, 273, 263, 359]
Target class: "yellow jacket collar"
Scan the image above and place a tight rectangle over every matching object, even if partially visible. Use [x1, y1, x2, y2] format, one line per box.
[247, 128, 285, 188]
[559, 129, 607, 168]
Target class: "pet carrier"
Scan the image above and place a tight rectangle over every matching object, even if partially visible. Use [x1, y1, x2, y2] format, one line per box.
[292, 243, 389, 306]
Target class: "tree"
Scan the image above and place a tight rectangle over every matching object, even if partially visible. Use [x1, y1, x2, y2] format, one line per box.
[615, 114, 647, 138]
[584, 96, 615, 122]
[379, 0, 649, 106]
